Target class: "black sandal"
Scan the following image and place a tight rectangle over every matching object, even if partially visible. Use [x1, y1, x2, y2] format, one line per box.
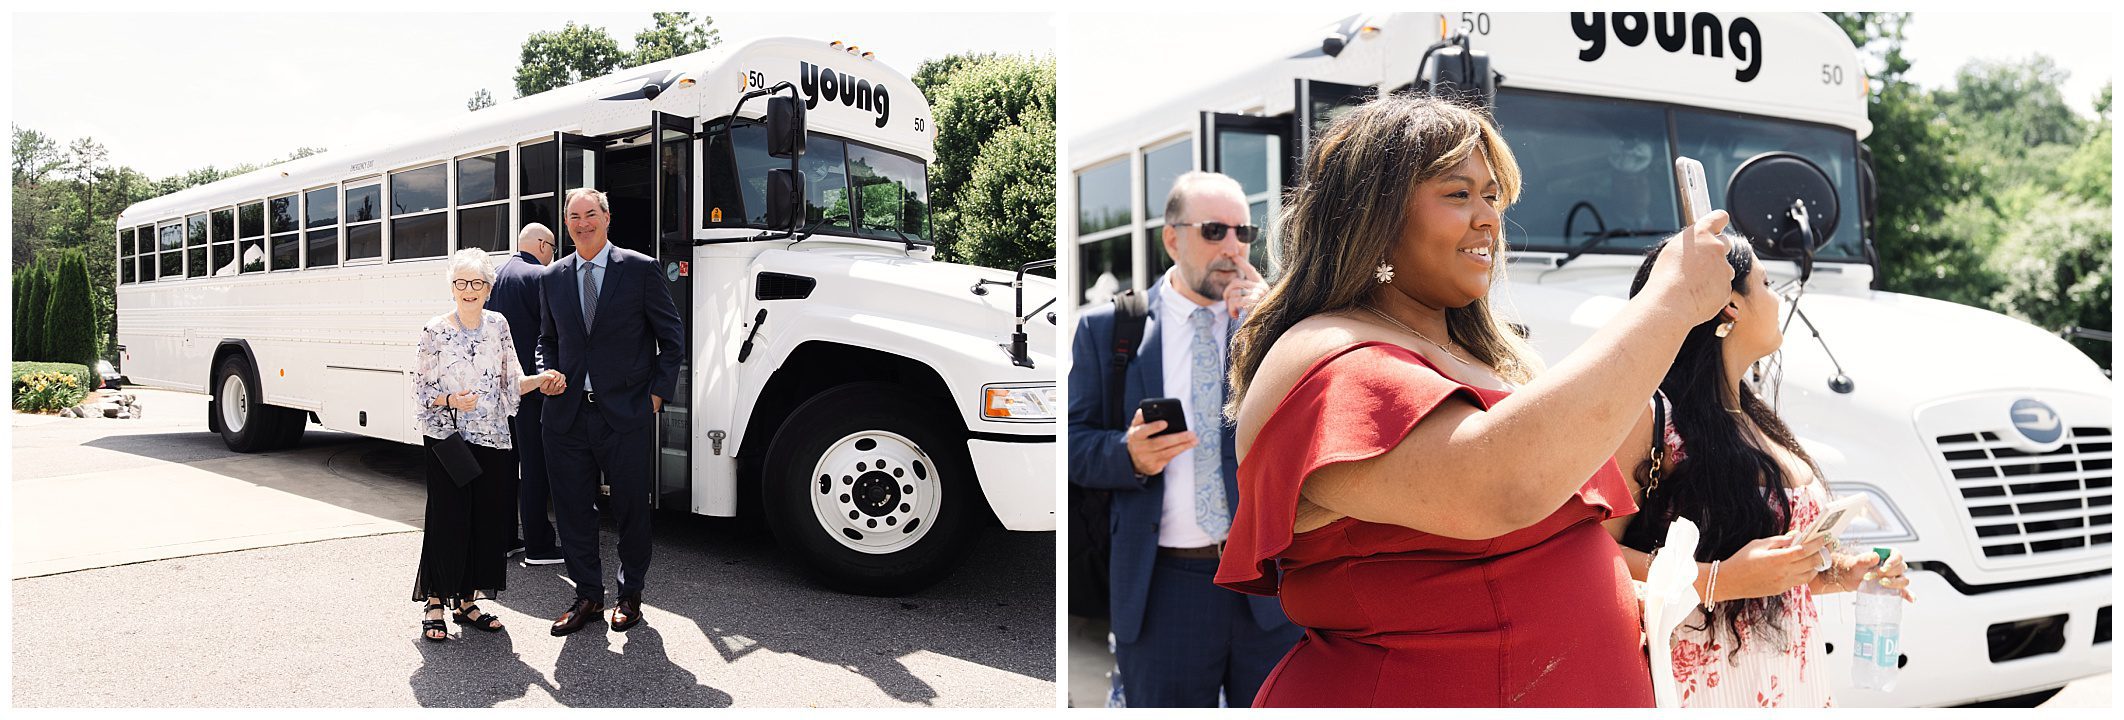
[452, 599, 505, 632]
[421, 602, 449, 642]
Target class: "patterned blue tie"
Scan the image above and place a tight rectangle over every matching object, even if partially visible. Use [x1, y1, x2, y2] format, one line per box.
[581, 262, 598, 392]
[1189, 307, 1230, 539]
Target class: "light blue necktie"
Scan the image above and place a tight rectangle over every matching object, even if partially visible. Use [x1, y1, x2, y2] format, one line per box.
[1189, 307, 1230, 539]
[581, 261, 599, 392]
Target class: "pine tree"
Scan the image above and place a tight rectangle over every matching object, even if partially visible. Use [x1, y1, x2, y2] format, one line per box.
[19, 258, 54, 361]
[45, 249, 98, 366]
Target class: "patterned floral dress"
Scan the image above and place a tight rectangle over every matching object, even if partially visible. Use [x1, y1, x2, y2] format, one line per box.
[1659, 416, 1835, 708]
[412, 310, 521, 449]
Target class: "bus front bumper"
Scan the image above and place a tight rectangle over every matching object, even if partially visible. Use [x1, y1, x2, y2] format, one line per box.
[968, 436, 1056, 532]
[1827, 569, 2110, 707]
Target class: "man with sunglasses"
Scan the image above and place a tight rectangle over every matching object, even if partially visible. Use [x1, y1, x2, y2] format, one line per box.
[1069, 171, 1295, 707]
[488, 223, 565, 567]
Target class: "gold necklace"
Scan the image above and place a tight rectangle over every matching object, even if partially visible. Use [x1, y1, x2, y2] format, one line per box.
[1361, 305, 1471, 365]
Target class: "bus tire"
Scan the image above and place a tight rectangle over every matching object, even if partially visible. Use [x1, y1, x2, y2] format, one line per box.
[213, 354, 286, 452]
[763, 382, 978, 596]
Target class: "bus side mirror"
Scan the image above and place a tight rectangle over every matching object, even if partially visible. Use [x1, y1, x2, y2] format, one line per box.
[766, 168, 803, 229]
[767, 96, 806, 159]
[1424, 39, 1497, 111]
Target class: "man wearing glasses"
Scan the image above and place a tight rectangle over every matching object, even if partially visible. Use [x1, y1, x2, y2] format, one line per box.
[1069, 171, 1296, 706]
[488, 223, 562, 566]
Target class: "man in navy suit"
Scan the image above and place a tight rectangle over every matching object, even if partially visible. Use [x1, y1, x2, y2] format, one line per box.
[538, 188, 685, 636]
[1068, 172, 1298, 707]
[486, 223, 563, 566]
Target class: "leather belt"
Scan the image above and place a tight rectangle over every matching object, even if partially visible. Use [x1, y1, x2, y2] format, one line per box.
[1157, 544, 1222, 560]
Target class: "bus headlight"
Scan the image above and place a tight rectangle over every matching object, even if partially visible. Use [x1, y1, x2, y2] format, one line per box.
[1830, 484, 1919, 544]
[982, 383, 1056, 422]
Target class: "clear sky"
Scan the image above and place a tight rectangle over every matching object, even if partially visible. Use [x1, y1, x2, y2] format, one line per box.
[10, 11, 1056, 178]
[1060, 11, 2115, 141]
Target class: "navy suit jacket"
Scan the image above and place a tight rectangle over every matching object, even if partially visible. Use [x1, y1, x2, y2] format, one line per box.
[537, 244, 684, 435]
[487, 251, 545, 376]
[1067, 287, 1292, 645]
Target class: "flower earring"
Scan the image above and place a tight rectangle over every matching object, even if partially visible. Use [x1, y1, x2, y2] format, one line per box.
[1374, 262, 1395, 284]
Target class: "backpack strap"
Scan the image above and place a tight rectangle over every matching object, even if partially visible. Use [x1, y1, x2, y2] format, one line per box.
[1108, 289, 1150, 429]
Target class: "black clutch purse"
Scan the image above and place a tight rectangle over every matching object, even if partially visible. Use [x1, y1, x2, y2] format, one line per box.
[432, 407, 481, 487]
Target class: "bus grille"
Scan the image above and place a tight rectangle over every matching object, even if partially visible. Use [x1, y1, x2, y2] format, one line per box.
[1935, 427, 2113, 559]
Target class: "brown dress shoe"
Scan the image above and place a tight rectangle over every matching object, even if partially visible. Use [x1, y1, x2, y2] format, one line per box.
[550, 597, 604, 637]
[610, 595, 644, 632]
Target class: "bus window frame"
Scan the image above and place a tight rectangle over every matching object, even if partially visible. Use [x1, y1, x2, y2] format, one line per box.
[1491, 86, 1868, 263]
[1073, 155, 1136, 306]
[303, 183, 341, 269]
[700, 119, 934, 246]
[268, 193, 302, 272]
[517, 138, 559, 238]
[210, 205, 237, 277]
[386, 161, 450, 263]
[185, 212, 209, 279]
[237, 201, 266, 275]
[136, 224, 157, 282]
[117, 227, 134, 284]
[156, 219, 183, 282]
[453, 146, 515, 256]
[342, 177, 386, 266]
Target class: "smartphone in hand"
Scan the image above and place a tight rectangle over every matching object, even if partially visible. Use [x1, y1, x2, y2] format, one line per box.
[1138, 397, 1188, 438]
[1675, 156, 1713, 226]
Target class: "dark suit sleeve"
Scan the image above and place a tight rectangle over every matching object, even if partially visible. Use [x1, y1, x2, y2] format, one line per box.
[641, 259, 685, 403]
[528, 268, 546, 373]
[538, 265, 559, 379]
[1069, 310, 1150, 491]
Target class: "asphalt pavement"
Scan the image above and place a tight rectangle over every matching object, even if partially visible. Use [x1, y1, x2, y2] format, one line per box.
[11, 387, 1055, 708]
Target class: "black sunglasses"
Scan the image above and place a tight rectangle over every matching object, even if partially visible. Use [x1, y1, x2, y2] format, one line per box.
[1168, 221, 1260, 244]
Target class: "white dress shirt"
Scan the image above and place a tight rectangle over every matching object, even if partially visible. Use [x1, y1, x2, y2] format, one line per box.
[1154, 268, 1227, 549]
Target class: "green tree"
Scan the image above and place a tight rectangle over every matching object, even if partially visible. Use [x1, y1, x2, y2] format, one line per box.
[467, 88, 495, 112]
[18, 258, 53, 361]
[43, 249, 97, 367]
[629, 12, 720, 66]
[917, 53, 1056, 271]
[514, 22, 624, 98]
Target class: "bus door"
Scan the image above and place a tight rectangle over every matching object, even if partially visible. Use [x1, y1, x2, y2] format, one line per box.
[552, 131, 601, 257]
[650, 111, 697, 510]
[1294, 79, 1376, 169]
[1198, 112, 1289, 271]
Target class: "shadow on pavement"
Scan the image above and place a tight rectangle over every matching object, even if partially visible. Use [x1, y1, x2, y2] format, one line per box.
[408, 627, 558, 707]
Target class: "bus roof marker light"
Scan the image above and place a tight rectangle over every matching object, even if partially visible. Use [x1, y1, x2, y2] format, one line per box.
[1359, 25, 1381, 38]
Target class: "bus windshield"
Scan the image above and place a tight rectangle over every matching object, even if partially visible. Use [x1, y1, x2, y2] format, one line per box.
[1493, 89, 1865, 262]
[709, 122, 932, 244]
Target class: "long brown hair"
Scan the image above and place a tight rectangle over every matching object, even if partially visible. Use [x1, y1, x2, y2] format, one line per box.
[1228, 94, 1538, 417]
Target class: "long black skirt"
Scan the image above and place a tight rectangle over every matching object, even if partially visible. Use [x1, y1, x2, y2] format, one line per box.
[411, 437, 516, 602]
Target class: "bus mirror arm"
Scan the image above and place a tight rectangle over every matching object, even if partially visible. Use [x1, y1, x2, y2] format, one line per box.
[1005, 258, 1057, 369]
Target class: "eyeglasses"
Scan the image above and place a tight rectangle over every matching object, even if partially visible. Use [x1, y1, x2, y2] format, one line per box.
[451, 279, 490, 291]
[1168, 221, 1260, 244]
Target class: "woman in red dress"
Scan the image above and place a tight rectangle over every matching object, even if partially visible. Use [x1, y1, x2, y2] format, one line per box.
[1214, 95, 1739, 707]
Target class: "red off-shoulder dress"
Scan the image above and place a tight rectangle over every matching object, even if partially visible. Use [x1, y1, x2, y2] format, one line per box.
[1213, 341, 1653, 707]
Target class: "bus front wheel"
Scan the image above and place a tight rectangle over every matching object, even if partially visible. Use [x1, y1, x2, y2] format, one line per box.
[763, 382, 978, 596]
[213, 355, 296, 452]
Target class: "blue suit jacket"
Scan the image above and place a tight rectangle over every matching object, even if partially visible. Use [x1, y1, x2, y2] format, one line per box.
[1068, 287, 1292, 645]
[537, 244, 684, 434]
[487, 251, 545, 376]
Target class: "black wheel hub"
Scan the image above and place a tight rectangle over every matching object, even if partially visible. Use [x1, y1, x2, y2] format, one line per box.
[852, 471, 900, 517]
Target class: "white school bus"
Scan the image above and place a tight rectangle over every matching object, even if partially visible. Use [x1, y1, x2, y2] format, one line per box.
[1068, 12, 2109, 707]
[114, 37, 1057, 595]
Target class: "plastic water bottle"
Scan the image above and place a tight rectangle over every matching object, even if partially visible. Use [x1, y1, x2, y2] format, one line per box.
[1852, 547, 1902, 691]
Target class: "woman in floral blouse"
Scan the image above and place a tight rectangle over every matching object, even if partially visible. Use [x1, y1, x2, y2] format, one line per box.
[1606, 240, 1911, 706]
[412, 248, 563, 641]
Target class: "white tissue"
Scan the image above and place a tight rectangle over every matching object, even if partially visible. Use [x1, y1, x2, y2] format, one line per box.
[1643, 517, 1703, 708]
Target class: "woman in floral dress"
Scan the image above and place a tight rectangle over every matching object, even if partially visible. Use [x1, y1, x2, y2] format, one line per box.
[411, 248, 561, 641]
[1604, 239, 1914, 706]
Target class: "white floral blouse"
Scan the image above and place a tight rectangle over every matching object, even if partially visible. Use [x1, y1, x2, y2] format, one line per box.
[413, 310, 521, 449]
